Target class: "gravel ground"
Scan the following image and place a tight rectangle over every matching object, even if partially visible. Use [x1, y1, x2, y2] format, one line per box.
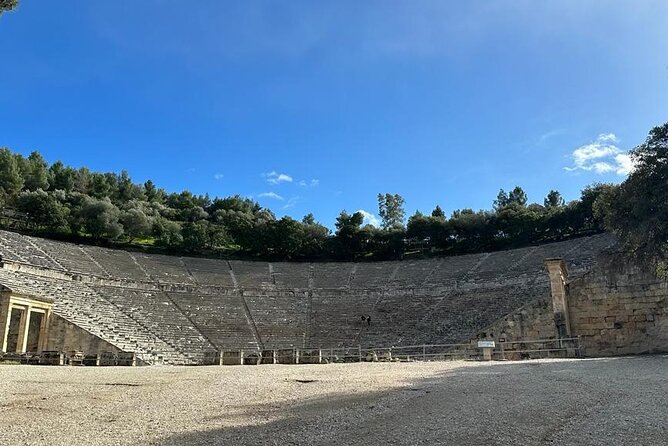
[0, 355, 666, 446]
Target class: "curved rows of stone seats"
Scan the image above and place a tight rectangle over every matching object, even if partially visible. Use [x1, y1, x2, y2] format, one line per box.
[0, 230, 615, 362]
[311, 263, 355, 289]
[0, 231, 64, 270]
[229, 260, 272, 288]
[308, 290, 378, 347]
[562, 235, 611, 270]
[243, 291, 309, 347]
[37, 238, 108, 276]
[417, 280, 549, 346]
[0, 269, 187, 364]
[474, 246, 535, 281]
[390, 260, 436, 288]
[271, 262, 310, 289]
[83, 247, 150, 281]
[355, 280, 550, 347]
[182, 257, 235, 287]
[133, 253, 194, 284]
[0, 230, 613, 291]
[90, 285, 216, 363]
[349, 263, 395, 288]
[166, 291, 259, 350]
[424, 253, 484, 286]
[358, 288, 437, 347]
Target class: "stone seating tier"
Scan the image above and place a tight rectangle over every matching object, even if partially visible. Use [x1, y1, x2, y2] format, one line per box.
[390, 261, 436, 287]
[0, 230, 616, 363]
[0, 230, 613, 291]
[166, 291, 259, 350]
[133, 253, 194, 284]
[0, 232, 63, 270]
[424, 253, 486, 285]
[349, 263, 395, 288]
[308, 291, 378, 347]
[83, 247, 150, 281]
[0, 269, 188, 364]
[181, 257, 235, 286]
[91, 285, 215, 362]
[37, 239, 107, 276]
[228, 261, 271, 288]
[310, 263, 354, 289]
[270, 262, 310, 289]
[474, 246, 535, 280]
[243, 293, 309, 348]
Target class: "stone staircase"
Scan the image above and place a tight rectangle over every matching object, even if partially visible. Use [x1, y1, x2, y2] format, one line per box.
[0, 269, 188, 364]
[91, 285, 216, 364]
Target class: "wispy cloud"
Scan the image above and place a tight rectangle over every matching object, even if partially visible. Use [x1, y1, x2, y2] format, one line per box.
[258, 192, 284, 200]
[213, 173, 224, 180]
[263, 171, 293, 185]
[283, 196, 300, 209]
[357, 209, 381, 227]
[539, 128, 565, 143]
[298, 179, 320, 188]
[564, 133, 634, 176]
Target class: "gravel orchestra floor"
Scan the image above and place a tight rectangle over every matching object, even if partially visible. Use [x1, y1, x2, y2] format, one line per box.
[1, 356, 666, 446]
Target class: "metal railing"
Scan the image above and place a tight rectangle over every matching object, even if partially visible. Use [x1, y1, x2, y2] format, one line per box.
[3, 337, 582, 366]
[215, 337, 583, 365]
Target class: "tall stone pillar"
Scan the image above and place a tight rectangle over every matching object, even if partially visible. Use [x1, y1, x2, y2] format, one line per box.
[38, 310, 51, 353]
[545, 258, 571, 338]
[0, 298, 11, 352]
[17, 307, 31, 353]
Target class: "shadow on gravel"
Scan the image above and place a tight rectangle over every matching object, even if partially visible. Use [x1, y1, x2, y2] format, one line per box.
[155, 356, 668, 446]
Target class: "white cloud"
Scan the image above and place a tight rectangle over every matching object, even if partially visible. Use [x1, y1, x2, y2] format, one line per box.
[357, 209, 381, 227]
[614, 153, 635, 175]
[213, 173, 224, 180]
[283, 196, 300, 209]
[263, 171, 293, 185]
[597, 133, 619, 143]
[564, 133, 634, 176]
[298, 179, 320, 187]
[258, 192, 284, 200]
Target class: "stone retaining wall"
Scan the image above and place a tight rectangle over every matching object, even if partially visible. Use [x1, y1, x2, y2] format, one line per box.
[46, 314, 121, 356]
[473, 252, 668, 357]
[568, 255, 668, 356]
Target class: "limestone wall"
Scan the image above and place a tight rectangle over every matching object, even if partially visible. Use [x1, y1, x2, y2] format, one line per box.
[46, 314, 121, 355]
[567, 255, 668, 356]
[472, 253, 668, 357]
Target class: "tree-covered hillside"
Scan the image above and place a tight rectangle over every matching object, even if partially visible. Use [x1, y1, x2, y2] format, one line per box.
[0, 146, 622, 261]
[1, 122, 665, 262]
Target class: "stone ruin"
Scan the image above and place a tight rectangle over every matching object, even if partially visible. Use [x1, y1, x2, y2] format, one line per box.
[0, 229, 664, 365]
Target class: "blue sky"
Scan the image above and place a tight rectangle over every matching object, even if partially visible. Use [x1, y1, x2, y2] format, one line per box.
[1, 1, 666, 228]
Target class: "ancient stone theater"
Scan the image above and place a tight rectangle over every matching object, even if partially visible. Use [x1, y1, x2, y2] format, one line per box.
[0, 230, 665, 365]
